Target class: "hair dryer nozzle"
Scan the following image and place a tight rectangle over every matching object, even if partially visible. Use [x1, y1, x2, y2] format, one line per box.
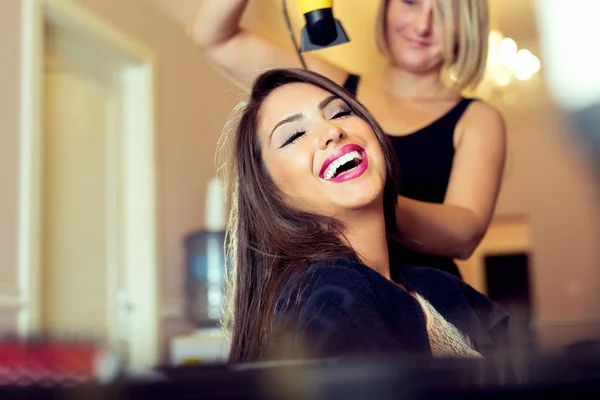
[300, 15, 349, 53]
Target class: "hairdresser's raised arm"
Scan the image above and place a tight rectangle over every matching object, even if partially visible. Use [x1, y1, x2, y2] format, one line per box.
[187, 0, 348, 90]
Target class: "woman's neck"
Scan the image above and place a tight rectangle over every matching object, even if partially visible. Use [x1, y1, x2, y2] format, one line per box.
[340, 207, 390, 280]
[381, 63, 455, 100]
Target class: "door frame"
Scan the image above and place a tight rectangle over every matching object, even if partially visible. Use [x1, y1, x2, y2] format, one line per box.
[19, 0, 160, 368]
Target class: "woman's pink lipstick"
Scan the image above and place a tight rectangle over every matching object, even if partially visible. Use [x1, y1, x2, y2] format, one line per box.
[319, 144, 368, 183]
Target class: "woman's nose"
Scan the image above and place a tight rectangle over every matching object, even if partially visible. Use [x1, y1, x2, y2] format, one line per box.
[319, 124, 346, 150]
[415, 7, 433, 36]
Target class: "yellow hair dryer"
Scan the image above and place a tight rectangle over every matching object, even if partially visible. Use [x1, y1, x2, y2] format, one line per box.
[293, 0, 349, 52]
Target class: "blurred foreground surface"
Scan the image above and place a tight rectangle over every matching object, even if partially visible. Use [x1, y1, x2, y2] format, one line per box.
[1, 347, 600, 399]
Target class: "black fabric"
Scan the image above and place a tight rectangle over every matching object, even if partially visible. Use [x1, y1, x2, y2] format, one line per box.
[342, 72, 360, 97]
[342, 73, 476, 279]
[271, 257, 509, 360]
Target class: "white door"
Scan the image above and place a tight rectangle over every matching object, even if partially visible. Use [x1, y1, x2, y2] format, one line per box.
[42, 26, 130, 359]
[20, 0, 159, 370]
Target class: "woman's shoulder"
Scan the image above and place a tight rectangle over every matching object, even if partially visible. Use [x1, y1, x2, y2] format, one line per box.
[300, 257, 378, 294]
[272, 258, 408, 359]
[275, 258, 385, 330]
[400, 264, 478, 295]
[401, 265, 509, 334]
[461, 98, 505, 129]
[454, 97, 506, 147]
[276, 257, 385, 316]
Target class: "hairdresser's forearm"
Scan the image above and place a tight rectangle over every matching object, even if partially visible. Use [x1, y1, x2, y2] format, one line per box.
[188, 0, 249, 49]
[394, 196, 486, 260]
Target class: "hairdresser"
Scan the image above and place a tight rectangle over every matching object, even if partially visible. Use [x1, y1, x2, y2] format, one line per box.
[188, 0, 506, 279]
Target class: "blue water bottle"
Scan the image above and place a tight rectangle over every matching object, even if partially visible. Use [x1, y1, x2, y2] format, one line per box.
[184, 178, 228, 327]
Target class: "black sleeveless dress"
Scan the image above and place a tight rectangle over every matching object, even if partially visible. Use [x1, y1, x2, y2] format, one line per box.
[343, 74, 475, 279]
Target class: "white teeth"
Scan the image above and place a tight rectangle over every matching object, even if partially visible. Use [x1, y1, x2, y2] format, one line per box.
[322, 150, 363, 180]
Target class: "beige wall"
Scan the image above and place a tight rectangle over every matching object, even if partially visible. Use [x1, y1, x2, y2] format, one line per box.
[0, 0, 241, 358]
[0, 0, 22, 287]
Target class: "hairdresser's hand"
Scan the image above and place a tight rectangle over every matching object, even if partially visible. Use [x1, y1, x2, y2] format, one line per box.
[187, 0, 249, 45]
[187, 0, 347, 91]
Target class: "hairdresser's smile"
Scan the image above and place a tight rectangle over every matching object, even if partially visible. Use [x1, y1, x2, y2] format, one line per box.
[319, 144, 368, 183]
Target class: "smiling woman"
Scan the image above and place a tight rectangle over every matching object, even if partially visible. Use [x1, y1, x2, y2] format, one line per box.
[218, 68, 508, 364]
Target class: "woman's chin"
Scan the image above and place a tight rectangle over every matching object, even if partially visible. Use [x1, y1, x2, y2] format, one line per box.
[330, 191, 383, 214]
[389, 51, 442, 74]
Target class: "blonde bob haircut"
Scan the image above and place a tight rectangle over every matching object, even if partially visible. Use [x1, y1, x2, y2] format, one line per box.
[375, 0, 489, 92]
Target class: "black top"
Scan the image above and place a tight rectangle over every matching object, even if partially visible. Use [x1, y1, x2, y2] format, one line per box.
[343, 74, 475, 278]
[272, 257, 509, 360]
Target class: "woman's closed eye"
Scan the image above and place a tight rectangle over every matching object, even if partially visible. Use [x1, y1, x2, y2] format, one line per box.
[278, 108, 353, 148]
[279, 130, 306, 148]
[331, 108, 352, 119]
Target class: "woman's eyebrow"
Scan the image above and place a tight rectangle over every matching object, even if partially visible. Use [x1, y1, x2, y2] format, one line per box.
[268, 94, 339, 142]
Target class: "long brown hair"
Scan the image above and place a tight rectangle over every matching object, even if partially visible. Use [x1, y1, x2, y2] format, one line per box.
[217, 68, 400, 363]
